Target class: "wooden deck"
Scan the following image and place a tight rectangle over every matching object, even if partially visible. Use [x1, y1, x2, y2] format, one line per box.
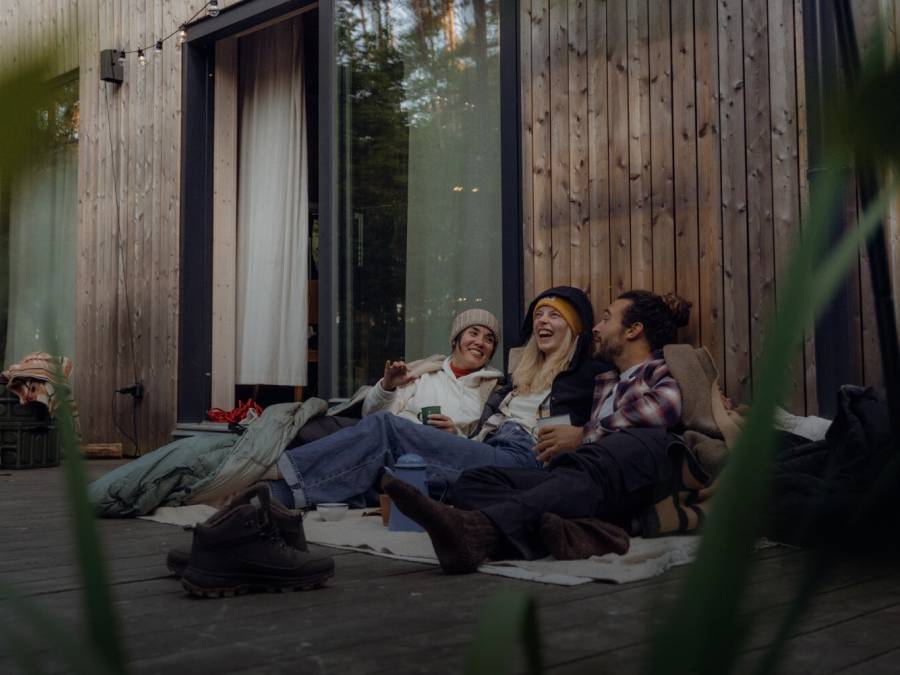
[2, 461, 900, 674]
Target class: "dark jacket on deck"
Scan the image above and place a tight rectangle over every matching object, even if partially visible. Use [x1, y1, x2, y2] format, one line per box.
[769, 385, 894, 548]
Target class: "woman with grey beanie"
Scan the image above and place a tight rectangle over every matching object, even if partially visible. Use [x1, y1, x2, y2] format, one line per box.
[362, 308, 504, 437]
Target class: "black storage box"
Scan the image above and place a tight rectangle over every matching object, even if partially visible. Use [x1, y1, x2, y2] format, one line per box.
[0, 379, 61, 469]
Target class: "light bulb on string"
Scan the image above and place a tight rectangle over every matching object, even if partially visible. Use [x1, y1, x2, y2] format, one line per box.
[137, 49, 146, 66]
[117, 50, 126, 65]
[154, 40, 163, 55]
[178, 26, 188, 44]
[208, 0, 220, 17]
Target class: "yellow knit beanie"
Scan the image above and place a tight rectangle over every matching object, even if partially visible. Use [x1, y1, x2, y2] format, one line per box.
[533, 296, 583, 335]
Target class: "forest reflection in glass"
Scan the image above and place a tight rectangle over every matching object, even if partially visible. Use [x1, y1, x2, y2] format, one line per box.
[334, 0, 502, 394]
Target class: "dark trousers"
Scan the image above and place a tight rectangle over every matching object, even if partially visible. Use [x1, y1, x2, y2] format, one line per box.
[448, 427, 678, 559]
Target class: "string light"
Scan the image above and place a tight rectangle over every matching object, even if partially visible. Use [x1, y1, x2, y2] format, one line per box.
[107, 1, 216, 69]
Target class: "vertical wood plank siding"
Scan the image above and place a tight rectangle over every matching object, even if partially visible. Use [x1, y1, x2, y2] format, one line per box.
[587, 0, 611, 311]
[520, 0, 891, 412]
[0, 0, 240, 453]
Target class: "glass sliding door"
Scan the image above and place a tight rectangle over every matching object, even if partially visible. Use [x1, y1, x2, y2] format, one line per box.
[332, 0, 503, 395]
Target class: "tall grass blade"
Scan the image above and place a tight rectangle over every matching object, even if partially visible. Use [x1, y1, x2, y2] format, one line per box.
[0, 622, 48, 675]
[2, 50, 128, 674]
[0, 58, 56, 178]
[0, 584, 116, 675]
[465, 591, 542, 675]
[55, 390, 128, 675]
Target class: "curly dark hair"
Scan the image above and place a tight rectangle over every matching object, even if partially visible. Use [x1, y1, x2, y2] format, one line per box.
[617, 290, 692, 351]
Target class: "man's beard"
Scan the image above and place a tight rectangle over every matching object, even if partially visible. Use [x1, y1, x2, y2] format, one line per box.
[594, 337, 622, 363]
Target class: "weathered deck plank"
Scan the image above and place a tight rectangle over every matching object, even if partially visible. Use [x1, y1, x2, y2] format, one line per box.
[2, 462, 899, 674]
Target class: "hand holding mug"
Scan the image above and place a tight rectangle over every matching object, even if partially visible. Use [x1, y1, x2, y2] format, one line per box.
[533, 424, 584, 463]
[424, 413, 457, 435]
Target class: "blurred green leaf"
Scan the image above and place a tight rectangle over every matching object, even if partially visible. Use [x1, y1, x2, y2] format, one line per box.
[0, 584, 117, 675]
[1, 48, 127, 674]
[646, 37, 900, 673]
[55, 387, 128, 675]
[466, 591, 542, 675]
[828, 33, 900, 171]
[0, 58, 57, 179]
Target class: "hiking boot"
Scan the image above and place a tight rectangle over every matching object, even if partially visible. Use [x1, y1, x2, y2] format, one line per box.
[165, 483, 309, 578]
[382, 475, 502, 574]
[181, 486, 334, 598]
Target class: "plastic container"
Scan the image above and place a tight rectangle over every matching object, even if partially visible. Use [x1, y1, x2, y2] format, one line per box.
[0, 423, 60, 469]
[0, 379, 51, 424]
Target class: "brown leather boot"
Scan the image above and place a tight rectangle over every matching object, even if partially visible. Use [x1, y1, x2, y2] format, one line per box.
[180, 486, 333, 597]
[538, 513, 630, 560]
[382, 475, 502, 574]
[166, 483, 308, 578]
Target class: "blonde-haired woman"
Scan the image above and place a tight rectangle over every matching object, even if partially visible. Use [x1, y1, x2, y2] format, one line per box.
[474, 287, 611, 462]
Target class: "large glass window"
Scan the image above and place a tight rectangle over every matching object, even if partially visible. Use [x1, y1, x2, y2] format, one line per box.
[333, 0, 503, 394]
[1, 75, 78, 366]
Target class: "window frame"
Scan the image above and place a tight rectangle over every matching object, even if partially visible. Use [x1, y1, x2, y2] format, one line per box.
[178, 0, 521, 420]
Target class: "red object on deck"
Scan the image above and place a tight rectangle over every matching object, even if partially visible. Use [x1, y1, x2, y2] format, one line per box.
[206, 399, 263, 424]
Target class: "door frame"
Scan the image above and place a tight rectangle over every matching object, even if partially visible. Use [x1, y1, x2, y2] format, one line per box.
[178, 0, 523, 421]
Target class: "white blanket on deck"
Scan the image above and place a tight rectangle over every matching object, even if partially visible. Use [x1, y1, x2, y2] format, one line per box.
[141, 505, 702, 586]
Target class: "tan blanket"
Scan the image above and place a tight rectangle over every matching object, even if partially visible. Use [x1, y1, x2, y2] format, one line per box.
[636, 345, 744, 537]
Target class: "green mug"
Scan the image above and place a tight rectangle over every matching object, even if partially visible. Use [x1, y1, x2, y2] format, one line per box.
[417, 405, 442, 424]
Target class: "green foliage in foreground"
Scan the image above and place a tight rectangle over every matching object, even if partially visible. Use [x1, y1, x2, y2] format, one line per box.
[0, 56, 128, 675]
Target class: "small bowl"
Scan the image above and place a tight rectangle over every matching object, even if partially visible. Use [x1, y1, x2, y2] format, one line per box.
[317, 503, 349, 522]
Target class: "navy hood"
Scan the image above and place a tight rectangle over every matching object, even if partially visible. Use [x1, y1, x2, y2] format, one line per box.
[521, 286, 597, 369]
[521, 286, 595, 342]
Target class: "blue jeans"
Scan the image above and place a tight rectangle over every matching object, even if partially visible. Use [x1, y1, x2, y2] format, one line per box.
[274, 412, 540, 508]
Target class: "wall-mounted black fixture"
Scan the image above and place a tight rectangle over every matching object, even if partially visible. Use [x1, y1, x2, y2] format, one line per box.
[100, 49, 124, 84]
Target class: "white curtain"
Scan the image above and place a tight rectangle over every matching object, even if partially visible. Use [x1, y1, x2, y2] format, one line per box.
[4, 145, 78, 366]
[236, 16, 309, 385]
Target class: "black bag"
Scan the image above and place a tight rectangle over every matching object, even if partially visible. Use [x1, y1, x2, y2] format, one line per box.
[768, 386, 895, 548]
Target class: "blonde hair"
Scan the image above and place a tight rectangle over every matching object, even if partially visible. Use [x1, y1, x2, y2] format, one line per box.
[511, 329, 577, 395]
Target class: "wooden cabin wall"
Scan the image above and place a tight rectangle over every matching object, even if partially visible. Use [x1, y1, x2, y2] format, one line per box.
[1, 0, 240, 454]
[520, 0, 891, 414]
[3, 0, 897, 453]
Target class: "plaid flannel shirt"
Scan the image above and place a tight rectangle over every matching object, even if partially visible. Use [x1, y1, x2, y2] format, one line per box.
[581, 353, 682, 444]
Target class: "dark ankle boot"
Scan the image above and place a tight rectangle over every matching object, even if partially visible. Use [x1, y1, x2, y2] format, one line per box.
[382, 475, 502, 574]
[181, 487, 334, 597]
[226, 483, 310, 551]
[166, 483, 309, 578]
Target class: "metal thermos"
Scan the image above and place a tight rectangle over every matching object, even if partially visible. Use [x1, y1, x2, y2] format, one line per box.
[388, 453, 428, 532]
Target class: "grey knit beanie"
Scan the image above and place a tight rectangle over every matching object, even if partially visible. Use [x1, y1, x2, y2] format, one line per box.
[450, 308, 501, 346]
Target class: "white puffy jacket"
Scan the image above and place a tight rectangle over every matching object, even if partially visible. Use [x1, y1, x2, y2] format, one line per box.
[362, 355, 503, 437]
